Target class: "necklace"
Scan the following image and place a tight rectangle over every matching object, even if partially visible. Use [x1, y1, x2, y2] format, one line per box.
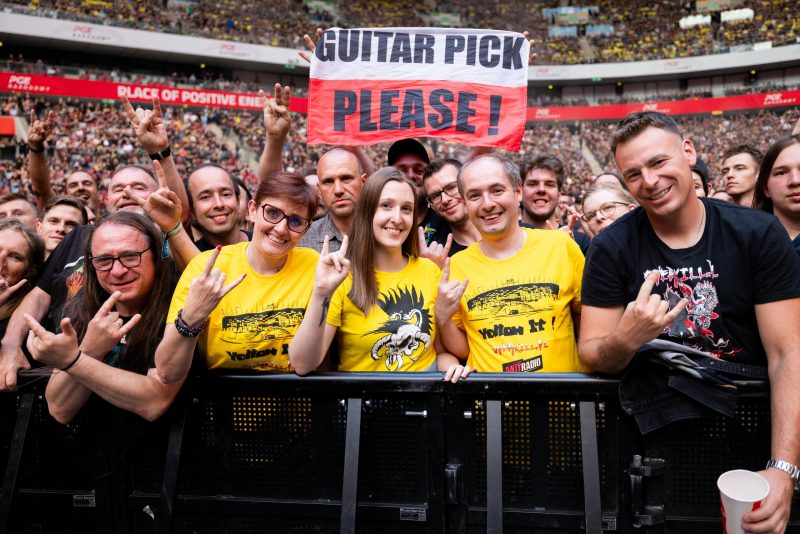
[694, 204, 706, 243]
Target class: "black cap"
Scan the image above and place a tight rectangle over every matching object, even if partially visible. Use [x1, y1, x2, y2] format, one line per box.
[387, 139, 430, 166]
[692, 158, 710, 195]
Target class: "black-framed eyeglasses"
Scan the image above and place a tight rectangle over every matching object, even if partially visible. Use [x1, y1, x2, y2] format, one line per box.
[426, 181, 460, 206]
[89, 248, 151, 272]
[582, 201, 629, 223]
[261, 203, 311, 233]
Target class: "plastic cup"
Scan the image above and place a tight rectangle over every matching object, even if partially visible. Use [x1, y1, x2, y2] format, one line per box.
[717, 469, 770, 534]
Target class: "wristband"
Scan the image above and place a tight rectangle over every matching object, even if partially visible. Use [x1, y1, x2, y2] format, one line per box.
[60, 350, 82, 372]
[148, 146, 171, 161]
[165, 221, 183, 239]
[28, 144, 45, 153]
[174, 309, 207, 338]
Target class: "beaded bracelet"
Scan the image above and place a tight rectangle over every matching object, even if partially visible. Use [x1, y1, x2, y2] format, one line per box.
[175, 309, 207, 338]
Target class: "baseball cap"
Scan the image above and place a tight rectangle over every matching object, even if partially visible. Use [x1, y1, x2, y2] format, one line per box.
[387, 139, 430, 166]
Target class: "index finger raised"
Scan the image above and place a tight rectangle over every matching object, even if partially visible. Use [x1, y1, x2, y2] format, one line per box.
[440, 257, 451, 282]
[636, 271, 660, 301]
[152, 160, 168, 189]
[120, 94, 136, 120]
[202, 245, 222, 276]
[152, 96, 162, 118]
[442, 233, 453, 256]
[99, 291, 121, 314]
[22, 313, 48, 337]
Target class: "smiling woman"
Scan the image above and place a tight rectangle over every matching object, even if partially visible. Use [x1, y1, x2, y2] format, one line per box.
[290, 167, 471, 381]
[0, 219, 45, 338]
[155, 172, 320, 383]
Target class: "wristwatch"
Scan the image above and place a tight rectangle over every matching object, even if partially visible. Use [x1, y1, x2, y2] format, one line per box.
[766, 459, 800, 490]
[148, 146, 171, 161]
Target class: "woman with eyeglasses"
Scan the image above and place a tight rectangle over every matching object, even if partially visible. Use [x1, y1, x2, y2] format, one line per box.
[289, 167, 470, 381]
[580, 184, 637, 237]
[155, 172, 319, 383]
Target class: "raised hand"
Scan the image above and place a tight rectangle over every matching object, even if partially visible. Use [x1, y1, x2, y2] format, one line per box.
[314, 234, 351, 296]
[121, 94, 169, 154]
[0, 278, 28, 306]
[28, 110, 56, 151]
[24, 315, 81, 370]
[298, 27, 324, 63]
[418, 227, 452, 270]
[618, 271, 688, 346]
[435, 257, 468, 322]
[79, 291, 142, 359]
[522, 31, 537, 65]
[260, 83, 292, 138]
[180, 246, 246, 327]
[124, 160, 182, 232]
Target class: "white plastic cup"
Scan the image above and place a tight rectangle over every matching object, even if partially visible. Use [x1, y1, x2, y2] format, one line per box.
[717, 469, 770, 534]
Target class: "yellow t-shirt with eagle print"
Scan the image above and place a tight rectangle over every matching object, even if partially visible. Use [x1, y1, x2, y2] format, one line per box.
[327, 256, 440, 372]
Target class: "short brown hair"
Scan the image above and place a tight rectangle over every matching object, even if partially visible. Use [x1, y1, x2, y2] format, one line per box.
[254, 172, 319, 221]
[610, 111, 682, 156]
[42, 195, 88, 224]
[520, 154, 565, 189]
[721, 144, 763, 169]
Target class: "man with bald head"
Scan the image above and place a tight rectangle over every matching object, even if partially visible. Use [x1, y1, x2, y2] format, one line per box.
[298, 148, 367, 253]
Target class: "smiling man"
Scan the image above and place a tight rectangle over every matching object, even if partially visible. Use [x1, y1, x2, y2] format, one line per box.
[185, 164, 249, 251]
[421, 159, 480, 256]
[298, 148, 367, 253]
[435, 154, 584, 374]
[36, 195, 87, 259]
[579, 111, 800, 534]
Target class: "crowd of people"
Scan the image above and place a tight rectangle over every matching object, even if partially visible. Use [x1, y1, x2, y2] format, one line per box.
[0, 48, 799, 534]
[3, 0, 798, 63]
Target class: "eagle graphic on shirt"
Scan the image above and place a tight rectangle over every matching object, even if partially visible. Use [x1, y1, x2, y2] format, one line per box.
[365, 286, 432, 371]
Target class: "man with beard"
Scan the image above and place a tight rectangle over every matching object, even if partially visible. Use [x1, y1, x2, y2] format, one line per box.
[419, 159, 480, 266]
[64, 171, 101, 219]
[520, 154, 590, 253]
[185, 165, 249, 251]
[298, 148, 367, 253]
[0, 96, 191, 391]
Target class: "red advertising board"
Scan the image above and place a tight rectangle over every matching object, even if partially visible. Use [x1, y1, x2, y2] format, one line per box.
[1, 71, 797, 123]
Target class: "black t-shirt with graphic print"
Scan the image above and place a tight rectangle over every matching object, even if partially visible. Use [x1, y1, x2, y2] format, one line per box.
[36, 224, 90, 332]
[582, 198, 800, 365]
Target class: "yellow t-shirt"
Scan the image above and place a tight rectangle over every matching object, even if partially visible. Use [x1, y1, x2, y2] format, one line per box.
[327, 256, 440, 372]
[450, 228, 584, 373]
[167, 242, 318, 372]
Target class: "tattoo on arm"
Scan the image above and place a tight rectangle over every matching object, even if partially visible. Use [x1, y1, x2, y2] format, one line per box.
[319, 297, 330, 327]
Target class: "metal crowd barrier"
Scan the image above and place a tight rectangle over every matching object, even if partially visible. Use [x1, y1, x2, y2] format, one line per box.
[0, 371, 797, 533]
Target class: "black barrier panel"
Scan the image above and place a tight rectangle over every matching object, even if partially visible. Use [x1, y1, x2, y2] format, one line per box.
[1, 372, 799, 534]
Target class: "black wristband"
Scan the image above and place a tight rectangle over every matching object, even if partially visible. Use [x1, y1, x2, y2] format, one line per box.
[148, 146, 171, 161]
[28, 143, 45, 153]
[60, 350, 82, 372]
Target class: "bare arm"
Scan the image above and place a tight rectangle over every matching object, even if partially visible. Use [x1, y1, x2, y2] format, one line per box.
[49, 357, 184, 423]
[742, 298, 800, 533]
[257, 84, 292, 184]
[289, 236, 350, 375]
[155, 248, 244, 384]
[0, 286, 51, 391]
[121, 95, 191, 224]
[434, 258, 470, 358]
[288, 292, 339, 375]
[578, 272, 687, 374]
[26, 109, 56, 211]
